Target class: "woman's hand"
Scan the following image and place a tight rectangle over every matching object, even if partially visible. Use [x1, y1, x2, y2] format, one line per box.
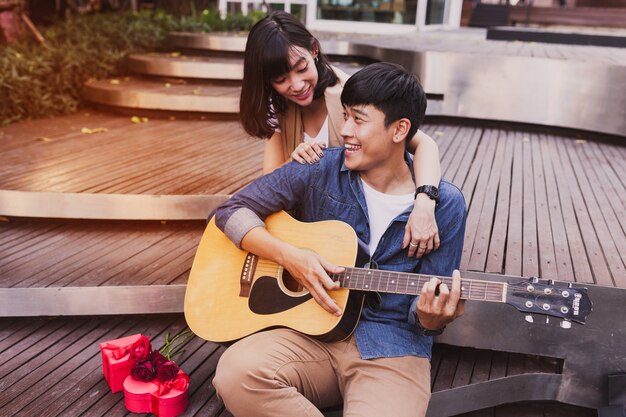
[291, 142, 326, 165]
[403, 194, 440, 258]
[281, 246, 344, 316]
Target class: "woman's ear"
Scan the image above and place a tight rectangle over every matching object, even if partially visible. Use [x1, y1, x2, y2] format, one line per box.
[392, 119, 411, 144]
[311, 39, 320, 59]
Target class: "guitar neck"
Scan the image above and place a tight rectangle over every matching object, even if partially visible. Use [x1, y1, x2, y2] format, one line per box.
[330, 267, 507, 303]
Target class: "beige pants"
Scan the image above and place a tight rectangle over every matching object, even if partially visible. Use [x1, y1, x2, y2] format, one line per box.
[213, 328, 431, 417]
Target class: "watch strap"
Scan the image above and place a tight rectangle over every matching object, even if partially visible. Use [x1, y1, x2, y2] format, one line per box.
[414, 185, 440, 204]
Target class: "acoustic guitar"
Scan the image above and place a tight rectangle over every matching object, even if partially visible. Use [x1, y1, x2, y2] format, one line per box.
[185, 211, 592, 343]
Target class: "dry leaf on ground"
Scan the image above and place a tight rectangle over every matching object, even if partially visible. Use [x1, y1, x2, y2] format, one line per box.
[81, 127, 108, 134]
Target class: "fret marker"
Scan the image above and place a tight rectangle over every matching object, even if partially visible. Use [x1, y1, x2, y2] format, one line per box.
[411, 282, 415, 286]
[461, 286, 465, 291]
[391, 280, 395, 284]
[346, 276, 350, 280]
[368, 271, 371, 275]
[365, 285, 369, 288]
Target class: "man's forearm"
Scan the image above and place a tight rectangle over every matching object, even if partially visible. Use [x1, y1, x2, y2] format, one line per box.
[240, 226, 292, 266]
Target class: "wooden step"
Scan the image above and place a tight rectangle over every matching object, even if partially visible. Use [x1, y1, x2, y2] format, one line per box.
[127, 52, 244, 80]
[83, 76, 240, 113]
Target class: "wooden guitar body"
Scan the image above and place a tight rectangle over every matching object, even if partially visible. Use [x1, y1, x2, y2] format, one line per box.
[185, 211, 362, 343]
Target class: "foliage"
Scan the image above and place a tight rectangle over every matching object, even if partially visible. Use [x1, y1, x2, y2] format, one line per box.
[0, 9, 263, 125]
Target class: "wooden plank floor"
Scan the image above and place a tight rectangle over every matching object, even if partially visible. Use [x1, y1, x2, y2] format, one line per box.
[1, 111, 624, 289]
[0, 315, 594, 417]
[0, 111, 263, 195]
[0, 218, 202, 288]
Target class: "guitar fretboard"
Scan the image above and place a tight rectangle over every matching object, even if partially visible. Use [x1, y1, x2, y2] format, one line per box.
[330, 267, 507, 303]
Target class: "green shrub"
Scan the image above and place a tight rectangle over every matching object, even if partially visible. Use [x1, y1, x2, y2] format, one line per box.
[0, 9, 263, 125]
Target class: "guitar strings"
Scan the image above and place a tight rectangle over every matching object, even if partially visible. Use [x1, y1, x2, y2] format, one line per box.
[250, 263, 506, 301]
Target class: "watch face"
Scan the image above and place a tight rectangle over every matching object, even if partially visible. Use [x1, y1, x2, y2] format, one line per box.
[431, 187, 439, 199]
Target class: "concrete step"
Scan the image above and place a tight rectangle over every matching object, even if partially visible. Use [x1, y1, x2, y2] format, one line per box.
[83, 76, 240, 113]
[127, 52, 244, 80]
[168, 31, 247, 52]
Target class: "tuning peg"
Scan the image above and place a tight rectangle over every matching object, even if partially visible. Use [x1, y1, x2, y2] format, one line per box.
[531, 277, 539, 284]
[560, 319, 572, 329]
[545, 316, 550, 324]
[525, 314, 534, 323]
[568, 282, 573, 288]
[548, 279, 555, 285]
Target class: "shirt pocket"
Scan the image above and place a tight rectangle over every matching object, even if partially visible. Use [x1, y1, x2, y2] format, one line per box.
[320, 194, 356, 224]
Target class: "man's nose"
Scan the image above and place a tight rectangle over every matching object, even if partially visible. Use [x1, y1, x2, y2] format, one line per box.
[340, 118, 354, 138]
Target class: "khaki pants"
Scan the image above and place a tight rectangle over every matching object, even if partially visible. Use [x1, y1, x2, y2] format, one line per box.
[213, 328, 431, 417]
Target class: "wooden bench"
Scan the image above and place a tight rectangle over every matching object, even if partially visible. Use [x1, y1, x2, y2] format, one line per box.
[509, 6, 626, 28]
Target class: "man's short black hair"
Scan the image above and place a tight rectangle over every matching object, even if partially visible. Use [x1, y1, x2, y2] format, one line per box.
[341, 62, 427, 142]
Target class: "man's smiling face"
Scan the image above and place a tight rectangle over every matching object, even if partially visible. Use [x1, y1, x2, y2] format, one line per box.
[341, 104, 397, 172]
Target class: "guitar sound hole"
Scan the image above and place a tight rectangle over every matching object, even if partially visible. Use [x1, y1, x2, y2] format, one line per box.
[282, 271, 304, 293]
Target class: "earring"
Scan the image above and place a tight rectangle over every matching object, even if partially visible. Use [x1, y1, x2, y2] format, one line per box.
[314, 55, 319, 63]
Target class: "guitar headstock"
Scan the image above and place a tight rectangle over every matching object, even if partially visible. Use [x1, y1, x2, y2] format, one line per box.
[506, 278, 593, 327]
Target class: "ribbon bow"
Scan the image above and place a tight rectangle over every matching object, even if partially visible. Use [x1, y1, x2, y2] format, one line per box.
[156, 373, 190, 396]
[101, 336, 150, 361]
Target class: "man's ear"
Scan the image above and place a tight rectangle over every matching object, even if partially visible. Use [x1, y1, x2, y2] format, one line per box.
[392, 118, 411, 144]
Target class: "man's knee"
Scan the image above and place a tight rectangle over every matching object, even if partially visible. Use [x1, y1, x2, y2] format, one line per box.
[214, 337, 281, 401]
[213, 346, 242, 400]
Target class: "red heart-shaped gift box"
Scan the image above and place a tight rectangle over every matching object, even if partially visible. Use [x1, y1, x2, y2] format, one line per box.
[123, 370, 189, 417]
[100, 334, 147, 393]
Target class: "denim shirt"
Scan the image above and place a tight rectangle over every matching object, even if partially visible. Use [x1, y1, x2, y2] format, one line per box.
[214, 147, 466, 360]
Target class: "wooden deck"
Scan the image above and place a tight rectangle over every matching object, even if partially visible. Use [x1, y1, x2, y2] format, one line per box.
[1, 111, 623, 288]
[0, 109, 624, 416]
[0, 315, 594, 417]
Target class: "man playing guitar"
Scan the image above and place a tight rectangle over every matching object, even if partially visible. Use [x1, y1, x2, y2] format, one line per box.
[211, 62, 467, 417]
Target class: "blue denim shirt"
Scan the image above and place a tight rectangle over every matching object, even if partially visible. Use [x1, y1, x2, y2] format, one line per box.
[215, 147, 466, 360]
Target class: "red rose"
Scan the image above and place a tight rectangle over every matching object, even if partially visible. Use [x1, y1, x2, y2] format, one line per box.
[130, 336, 152, 363]
[156, 361, 180, 382]
[150, 351, 168, 370]
[130, 361, 155, 382]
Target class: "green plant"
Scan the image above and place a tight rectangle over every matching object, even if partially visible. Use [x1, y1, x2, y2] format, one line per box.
[0, 9, 263, 125]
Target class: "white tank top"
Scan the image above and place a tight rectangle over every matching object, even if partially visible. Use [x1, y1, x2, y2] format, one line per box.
[303, 116, 329, 147]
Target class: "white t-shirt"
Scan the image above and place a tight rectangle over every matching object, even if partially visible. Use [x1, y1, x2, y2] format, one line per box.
[361, 179, 415, 255]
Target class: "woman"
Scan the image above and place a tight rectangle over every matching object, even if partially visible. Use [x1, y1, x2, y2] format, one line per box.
[239, 11, 442, 257]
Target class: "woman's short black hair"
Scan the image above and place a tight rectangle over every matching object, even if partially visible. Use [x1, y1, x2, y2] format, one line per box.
[341, 62, 427, 142]
[239, 11, 338, 139]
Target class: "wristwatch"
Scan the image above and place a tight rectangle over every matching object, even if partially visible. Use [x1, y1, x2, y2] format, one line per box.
[414, 185, 440, 205]
[417, 321, 445, 336]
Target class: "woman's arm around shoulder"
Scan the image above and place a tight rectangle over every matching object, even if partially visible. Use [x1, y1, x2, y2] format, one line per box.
[404, 129, 442, 259]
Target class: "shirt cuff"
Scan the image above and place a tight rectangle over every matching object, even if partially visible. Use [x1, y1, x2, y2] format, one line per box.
[223, 207, 265, 249]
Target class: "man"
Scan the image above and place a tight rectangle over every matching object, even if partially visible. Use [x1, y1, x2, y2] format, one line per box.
[212, 62, 466, 417]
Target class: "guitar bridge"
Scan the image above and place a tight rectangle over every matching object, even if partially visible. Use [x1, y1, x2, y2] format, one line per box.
[240, 252, 258, 297]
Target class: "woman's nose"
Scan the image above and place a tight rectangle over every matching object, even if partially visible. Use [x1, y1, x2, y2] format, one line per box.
[290, 76, 305, 92]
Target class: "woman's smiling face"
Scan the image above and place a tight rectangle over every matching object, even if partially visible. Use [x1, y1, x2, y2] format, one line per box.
[270, 46, 319, 107]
